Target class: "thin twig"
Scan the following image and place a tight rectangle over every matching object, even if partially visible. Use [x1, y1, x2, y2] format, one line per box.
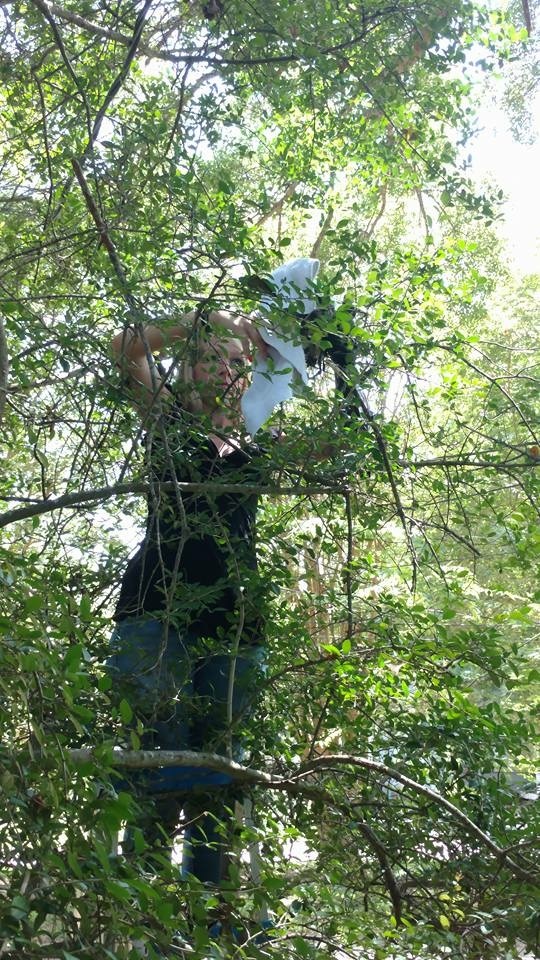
[344, 489, 354, 635]
[521, 0, 533, 34]
[0, 313, 8, 428]
[310, 207, 334, 259]
[63, 746, 537, 881]
[354, 386, 418, 591]
[0, 479, 349, 528]
[71, 158, 136, 311]
[439, 343, 539, 443]
[411, 518, 481, 557]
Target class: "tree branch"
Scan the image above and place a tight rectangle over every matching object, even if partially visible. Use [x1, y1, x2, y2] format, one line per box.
[6, 0, 435, 76]
[85, 0, 154, 157]
[72, 158, 136, 312]
[0, 312, 8, 428]
[24, 0, 171, 63]
[2, 452, 532, 528]
[41, 0, 154, 230]
[356, 820, 403, 925]
[0, 479, 349, 528]
[252, 183, 297, 229]
[310, 207, 334, 259]
[521, 0, 533, 35]
[399, 455, 538, 470]
[301, 754, 536, 877]
[31, 0, 94, 144]
[353, 386, 418, 590]
[365, 183, 388, 238]
[64, 747, 537, 881]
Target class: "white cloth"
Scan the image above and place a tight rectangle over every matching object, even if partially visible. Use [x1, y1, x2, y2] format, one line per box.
[241, 258, 320, 435]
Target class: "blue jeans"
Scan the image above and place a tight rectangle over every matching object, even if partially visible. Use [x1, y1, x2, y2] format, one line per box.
[107, 618, 265, 884]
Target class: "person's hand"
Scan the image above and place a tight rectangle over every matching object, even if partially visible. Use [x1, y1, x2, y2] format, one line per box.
[200, 309, 270, 362]
[238, 317, 269, 360]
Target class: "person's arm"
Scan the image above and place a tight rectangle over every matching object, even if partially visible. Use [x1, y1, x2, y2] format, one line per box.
[112, 309, 268, 414]
[112, 323, 183, 411]
[196, 309, 268, 356]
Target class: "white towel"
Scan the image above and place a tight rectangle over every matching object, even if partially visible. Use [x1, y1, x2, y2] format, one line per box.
[241, 258, 320, 435]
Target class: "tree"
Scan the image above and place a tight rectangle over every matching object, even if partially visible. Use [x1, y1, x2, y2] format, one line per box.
[498, 0, 540, 142]
[0, 1, 538, 958]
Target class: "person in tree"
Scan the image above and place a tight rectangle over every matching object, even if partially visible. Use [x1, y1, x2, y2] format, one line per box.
[109, 259, 326, 889]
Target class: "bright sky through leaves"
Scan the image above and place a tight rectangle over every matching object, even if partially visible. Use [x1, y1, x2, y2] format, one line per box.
[471, 92, 540, 272]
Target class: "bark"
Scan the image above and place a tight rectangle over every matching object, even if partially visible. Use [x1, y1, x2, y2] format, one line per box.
[64, 746, 537, 881]
[0, 313, 8, 428]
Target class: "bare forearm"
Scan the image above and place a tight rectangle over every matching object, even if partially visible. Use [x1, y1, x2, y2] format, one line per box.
[112, 308, 264, 365]
[184, 308, 268, 356]
[111, 306, 267, 415]
[111, 324, 184, 411]
[111, 323, 187, 362]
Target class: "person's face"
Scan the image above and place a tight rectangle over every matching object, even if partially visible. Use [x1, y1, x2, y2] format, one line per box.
[192, 335, 250, 414]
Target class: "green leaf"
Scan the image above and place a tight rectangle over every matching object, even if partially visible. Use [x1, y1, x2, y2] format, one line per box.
[119, 698, 133, 724]
[10, 894, 29, 919]
[155, 899, 174, 922]
[292, 937, 311, 957]
[67, 849, 82, 878]
[64, 644, 83, 671]
[79, 595, 91, 621]
[104, 879, 132, 902]
[24, 594, 42, 613]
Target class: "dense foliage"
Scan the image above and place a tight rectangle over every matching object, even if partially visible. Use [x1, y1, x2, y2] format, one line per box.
[0, 1, 538, 958]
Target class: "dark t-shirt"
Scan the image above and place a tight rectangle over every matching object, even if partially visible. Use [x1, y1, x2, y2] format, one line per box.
[115, 408, 267, 644]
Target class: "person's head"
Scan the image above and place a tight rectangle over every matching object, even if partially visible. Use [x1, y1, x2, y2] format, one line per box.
[182, 330, 251, 427]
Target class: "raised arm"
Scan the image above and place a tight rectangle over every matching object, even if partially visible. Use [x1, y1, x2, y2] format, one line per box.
[112, 323, 183, 412]
[112, 309, 268, 416]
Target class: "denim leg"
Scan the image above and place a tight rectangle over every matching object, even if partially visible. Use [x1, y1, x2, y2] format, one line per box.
[107, 619, 195, 855]
[182, 645, 266, 885]
[108, 621, 266, 884]
[108, 619, 193, 784]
